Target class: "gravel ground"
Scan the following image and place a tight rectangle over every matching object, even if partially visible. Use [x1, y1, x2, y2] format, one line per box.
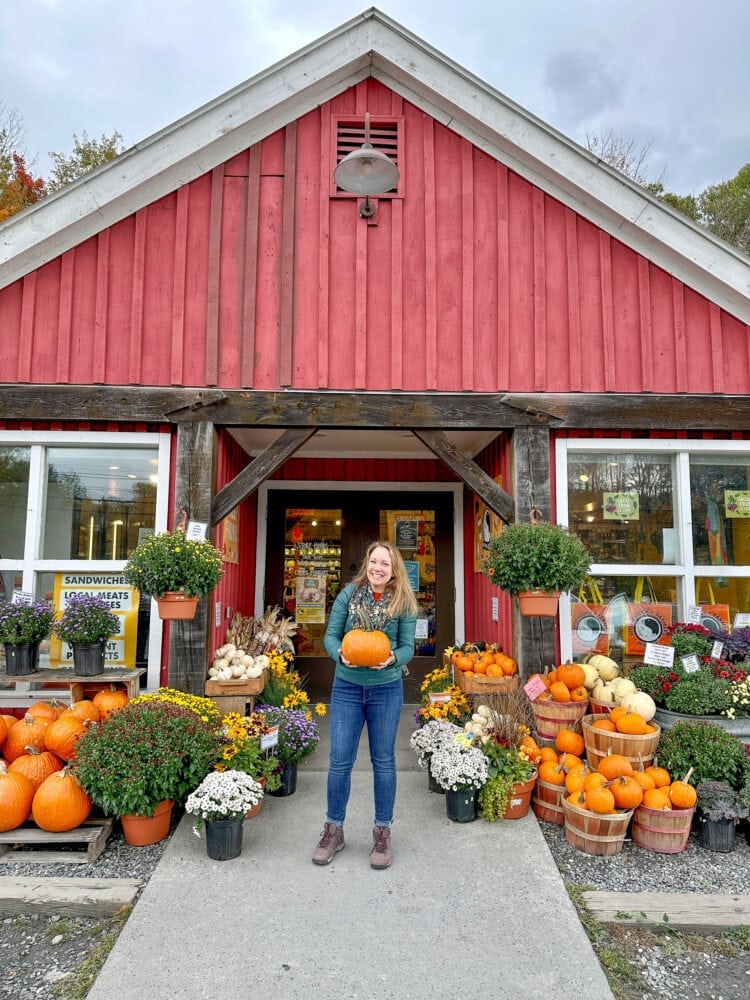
[1, 814, 749, 999]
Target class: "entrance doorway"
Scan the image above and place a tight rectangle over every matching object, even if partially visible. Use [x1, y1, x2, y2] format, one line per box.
[263, 489, 456, 700]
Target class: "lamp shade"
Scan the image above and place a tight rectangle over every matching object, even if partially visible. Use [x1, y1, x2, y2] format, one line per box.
[334, 143, 400, 195]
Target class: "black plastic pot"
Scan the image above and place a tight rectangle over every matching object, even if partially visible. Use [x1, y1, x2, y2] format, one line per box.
[698, 815, 736, 852]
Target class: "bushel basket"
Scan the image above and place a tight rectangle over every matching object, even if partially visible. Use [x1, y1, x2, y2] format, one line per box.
[532, 777, 565, 826]
[632, 803, 694, 854]
[531, 698, 588, 744]
[562, 797, 633, 856]
[582, 714, 661, 772]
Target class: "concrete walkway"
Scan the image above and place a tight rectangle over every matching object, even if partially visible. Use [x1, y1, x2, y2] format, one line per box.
[87, 708, 614, 1000]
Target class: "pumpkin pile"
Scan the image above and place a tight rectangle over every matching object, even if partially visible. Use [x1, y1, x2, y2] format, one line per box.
[0, 687, 129, 835]
[448, 643, 518, 678]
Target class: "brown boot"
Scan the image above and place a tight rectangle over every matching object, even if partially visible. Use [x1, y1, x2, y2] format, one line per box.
[370, 825, 391, 869]
[312, 823, 344, 865]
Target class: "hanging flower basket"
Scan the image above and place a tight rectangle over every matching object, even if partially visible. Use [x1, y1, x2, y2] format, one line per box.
[156, 592, 200, 620]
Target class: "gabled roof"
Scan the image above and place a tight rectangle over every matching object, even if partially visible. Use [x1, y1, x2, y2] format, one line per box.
[1, 7, 749, 322]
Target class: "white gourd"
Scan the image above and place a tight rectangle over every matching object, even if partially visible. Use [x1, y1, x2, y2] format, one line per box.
[581, 664, 599, 690]
[587, 654, 620, 681]
[612, 677, 637, 699]
[620, 690, 657, 722]
[246, 662, 263, 678]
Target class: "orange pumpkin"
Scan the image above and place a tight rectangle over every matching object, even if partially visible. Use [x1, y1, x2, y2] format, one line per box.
[0, 763, 34, 832]
[615, 710, 649, 736]
[3, 714, 49, 762]
[26, 700, 64, 723]
[556, 663, 586, 690]
[668, 780, 697, 810]
[609, 774, 644, 810]
[341, 628, 391, 667]
[583, 771, 608, 791]
[538, 746, 559, 764]
[558, 752, 584, 772]
[644, 765, 671, 788]
[565, 767, 590, 795]
[485, 663, 504, 677]
[32, 767, 92, 833]
[555, 729, 585, 757]
[538, 760, 566, 786]
[473, 657, 488, 675]
[60, 700, 101, 726]
[450, 649, 463, 666]
[44, 716, 86, 762]
[549, 681, 572, 703]
[569, 685, 588, 703]
[597, 753, 634, 781]
[585, 785, 616, 814]
[642, 787, 672, 811]
[8, 747, 63, 792]
[592, 718, 617, 732]
[92, 686, 129, 720]
[631, 770, 656, 791]
[456, 656, 474, 672]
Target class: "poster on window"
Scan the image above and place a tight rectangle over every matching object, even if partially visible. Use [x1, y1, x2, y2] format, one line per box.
[220, 508, 239, 564]
[603, 492, 640, 520]
[49, 572, 140, 668]
[624, 603, 673, 656]
[571, 604, 610, 656]
[295, 575, 327, 624]
[725, 490, 750, 518]
[473, 477, 504, 572]
[392, 518, 419, 550]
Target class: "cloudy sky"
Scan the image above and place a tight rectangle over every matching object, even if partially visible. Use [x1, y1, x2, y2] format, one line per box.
[1, 1, 748, 194]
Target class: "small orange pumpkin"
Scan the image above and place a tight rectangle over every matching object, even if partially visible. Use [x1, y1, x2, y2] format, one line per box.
[569, 685, 588, 703]
[92, 686, 129, 720]
[585, 785, 616, 814]
[642, 787, 672, 811]
[341, 628, 391, 667]
[615, 710, 649, 736]
[597, 753, 634, 781]
[549, 681, 571, 703]
[538, 760, 566, 786]
[644, 765, 671, 788]
[668, 780, 697, 810]
[538, 746, 559, 764]
[555, 728, 585, 757]
[592, 718, 617, 732]
[556, 663, 586, 690]
[609, 774, 644, 810]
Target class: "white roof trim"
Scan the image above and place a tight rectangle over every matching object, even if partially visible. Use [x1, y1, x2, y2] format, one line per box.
[1, 7, 749, 324]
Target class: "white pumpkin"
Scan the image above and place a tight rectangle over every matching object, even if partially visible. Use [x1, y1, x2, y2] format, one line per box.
[611, 677, 637, 699]
[246, 661, 263, 678]
[581, 663, 600, 690]
[587, 654, 620, 681]
[620, 690, 657, 722]
[591, 680, 619, 704]
[254, 654, 270, 671]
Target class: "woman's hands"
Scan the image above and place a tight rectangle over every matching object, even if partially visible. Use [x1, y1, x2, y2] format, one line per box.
[338, 650, 395, 669]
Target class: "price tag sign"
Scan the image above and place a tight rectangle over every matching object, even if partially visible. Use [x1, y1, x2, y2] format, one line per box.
[186, 520, 208, 541]
[491, 596, 499, 622]
[734, 613, 750, 629]
[686, 605, 702, 624]
[11, 590, 35, 605]
[680, 653, 701, 674]
[260, 725, 279, 751]
[429, 691, 452, 704]
[711, 640, 725, 661]
[414, 617, 429, 639]
[644, 642, 675, 668]
[524, 675, 548, 702]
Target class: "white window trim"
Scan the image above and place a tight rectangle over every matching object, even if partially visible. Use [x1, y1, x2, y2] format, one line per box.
[256, 480, 465, 643]
[0, 430, 171, 690]
[556, 437, 750, 661]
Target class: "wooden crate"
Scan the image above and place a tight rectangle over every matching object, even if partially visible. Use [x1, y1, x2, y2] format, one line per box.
[205, 674, 265, 715]
[0, 818, 114, 865]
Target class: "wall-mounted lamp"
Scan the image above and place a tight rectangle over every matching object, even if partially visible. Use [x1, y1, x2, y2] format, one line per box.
[334, 112, 400, 218]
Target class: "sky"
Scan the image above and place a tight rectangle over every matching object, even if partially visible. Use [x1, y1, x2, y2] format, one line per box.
[1, 1, 748, 195]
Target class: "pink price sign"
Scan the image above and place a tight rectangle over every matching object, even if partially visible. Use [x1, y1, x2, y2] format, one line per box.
[524, 675, 548, 702]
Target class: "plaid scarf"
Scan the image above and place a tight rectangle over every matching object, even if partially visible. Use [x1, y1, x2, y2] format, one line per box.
[348, 583, 393, 632]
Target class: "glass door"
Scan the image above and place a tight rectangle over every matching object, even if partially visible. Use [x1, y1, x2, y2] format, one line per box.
[265, 490, 454, 700]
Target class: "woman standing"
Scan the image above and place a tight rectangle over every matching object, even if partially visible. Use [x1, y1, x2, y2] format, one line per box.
[312, 540, 418, 869]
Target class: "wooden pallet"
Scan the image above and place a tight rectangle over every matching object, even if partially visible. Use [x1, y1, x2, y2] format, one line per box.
[0, 818, 114, 865]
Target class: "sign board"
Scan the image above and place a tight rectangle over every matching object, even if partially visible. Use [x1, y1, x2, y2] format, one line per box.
[49, 572, 140, 668]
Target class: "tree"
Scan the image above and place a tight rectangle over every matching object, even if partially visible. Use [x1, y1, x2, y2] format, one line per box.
[585, 130, 665, 188]
[696, 164, 750, 256]
[0, 151, 46, 222]
[47, 131, 125, 192]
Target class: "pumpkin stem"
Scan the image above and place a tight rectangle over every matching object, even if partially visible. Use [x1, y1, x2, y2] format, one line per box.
[682, 766, 695, 784]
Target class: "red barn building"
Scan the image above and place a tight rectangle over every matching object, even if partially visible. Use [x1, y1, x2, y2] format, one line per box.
[2, 10, 750, 699]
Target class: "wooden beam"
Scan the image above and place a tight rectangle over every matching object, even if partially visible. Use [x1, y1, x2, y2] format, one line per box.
[4, 386, 750, 430]
[0, 877, 142, 917]
[211, 427, 317, 524]
[582, 891, 750, 932]
[412, 429, 514, 523]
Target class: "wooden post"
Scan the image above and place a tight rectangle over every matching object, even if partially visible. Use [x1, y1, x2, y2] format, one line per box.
[510, 426, 557, 677]
[168, 422, 216, 694]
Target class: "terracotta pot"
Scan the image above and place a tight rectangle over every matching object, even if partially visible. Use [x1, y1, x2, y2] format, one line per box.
[245, 776, 266, 818]
[503, 773, 537, 819]
[120, 799, 173, 846]
[517, 590, 560, 617]
[156, 592, 199, 620]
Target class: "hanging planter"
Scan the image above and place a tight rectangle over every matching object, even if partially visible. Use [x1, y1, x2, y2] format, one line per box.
[156, 592, 200, 620]
[517, 590, 560, 618]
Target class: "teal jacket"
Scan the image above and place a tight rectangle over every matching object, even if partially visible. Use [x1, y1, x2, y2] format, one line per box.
[324, 583, 417, 686]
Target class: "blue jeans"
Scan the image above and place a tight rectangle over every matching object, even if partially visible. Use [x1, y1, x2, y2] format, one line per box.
[326, 675, 403, 828]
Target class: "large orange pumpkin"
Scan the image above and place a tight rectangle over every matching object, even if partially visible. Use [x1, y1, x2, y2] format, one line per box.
[32, 768, 92, 832]
[597, 753, 634, 781]
[3, 714, 49, 762]
[45, 716, 86, 762]
[92, 686, 129, 720]
[341, 628, 391, 667]
[26, 700, 64, 723]
[556, 663, 586, 690]
[0, 763, 34, 832]
[60, 700, 101, 726]
[8, 747, 64, 792]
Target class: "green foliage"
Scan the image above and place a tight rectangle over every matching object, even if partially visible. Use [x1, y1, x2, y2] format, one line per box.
[668, 623, 714, 658]
[47, 131, 124, 192]
[656, 721, 749, 790]
[695, 781, 749, 821]
[481, 521, 590, 596]
[628, 664, 666, 702]
[122, 529, 224, 598]
[53, 594, 119, 645]
[664, 671, 730, 715]
[73, 700, 224, 816]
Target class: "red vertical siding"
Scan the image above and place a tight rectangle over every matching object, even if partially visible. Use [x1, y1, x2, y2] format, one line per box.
[1, 79, 748, 395]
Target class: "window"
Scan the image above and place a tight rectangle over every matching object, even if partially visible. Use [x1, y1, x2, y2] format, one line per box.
[557, 439, 750, 665]
[0, 431, 170, 688]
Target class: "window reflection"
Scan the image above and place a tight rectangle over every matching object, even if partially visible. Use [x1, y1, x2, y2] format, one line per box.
[0, 446, 30, 560]
[43, 448, 158, 560]
[690, 456, 750, 567]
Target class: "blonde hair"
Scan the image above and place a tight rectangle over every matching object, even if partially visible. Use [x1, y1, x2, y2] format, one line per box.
[352, 540, 419, 617]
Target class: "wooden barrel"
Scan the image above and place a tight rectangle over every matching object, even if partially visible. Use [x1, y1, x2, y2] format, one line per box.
[562, 798, 633, 856]
[532, 778, 565, 825]
[632, 804, 695, 854]
[530, 699, 588, 742]
[582, 714, 661, 771]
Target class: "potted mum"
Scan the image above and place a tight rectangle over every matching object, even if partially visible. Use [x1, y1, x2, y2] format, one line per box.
[695, 781, 749, 853]
[185, 770, 264, 860]
[73, 699, 224, 845]
[53, 594, 119, 676]
[428, 728, 489, 822]
[218, 711, 282, 803]
[122, 528, 224, 619]
[481, 520, 590, 616]
[256, 704, 321, 797]
[409, 717, 466, 793]
[0, 599, 55, 675]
